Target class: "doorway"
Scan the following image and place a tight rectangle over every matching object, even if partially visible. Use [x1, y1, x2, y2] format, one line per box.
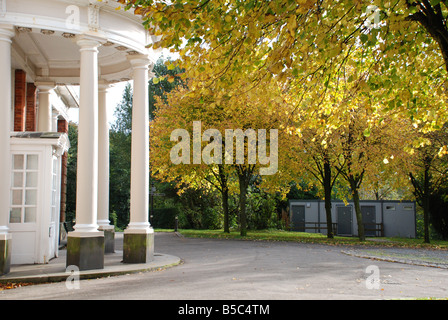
[291, 205, 305, 232]
[337, 205, 352, 236]
[361, 205, 376, 237]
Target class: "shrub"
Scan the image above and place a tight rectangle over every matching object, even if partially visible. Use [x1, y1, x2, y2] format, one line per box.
[151, 208, 179, 229]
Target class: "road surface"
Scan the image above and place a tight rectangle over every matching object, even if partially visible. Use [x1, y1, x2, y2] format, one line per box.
[1, 232, 447, 300]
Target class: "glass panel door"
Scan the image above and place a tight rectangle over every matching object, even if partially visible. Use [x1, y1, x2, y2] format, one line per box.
[10, 154, 39, 224]
[48, 156, 60, 259]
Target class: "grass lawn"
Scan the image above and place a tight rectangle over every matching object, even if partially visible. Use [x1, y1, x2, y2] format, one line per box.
[155, 228, 448, 250]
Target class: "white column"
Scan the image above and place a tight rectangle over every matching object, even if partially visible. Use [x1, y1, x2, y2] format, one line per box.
[73, 36, 102, 235]
[97, 83, 112, 229]
[67, 35, 105, 271]
[126, 55, 152, 233]
[52, 111, 59, 132]
[36, 82, 55, 132]
[0, 26, 14, 240]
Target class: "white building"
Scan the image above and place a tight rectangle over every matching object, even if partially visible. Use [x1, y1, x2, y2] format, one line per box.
[0, 0, 155, 274]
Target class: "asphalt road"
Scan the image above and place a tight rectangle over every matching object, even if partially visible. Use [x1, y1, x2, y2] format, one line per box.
[1, 232, 447, 300]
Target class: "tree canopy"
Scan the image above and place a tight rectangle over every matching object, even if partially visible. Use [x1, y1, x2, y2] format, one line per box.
[115, 0, 448, 241]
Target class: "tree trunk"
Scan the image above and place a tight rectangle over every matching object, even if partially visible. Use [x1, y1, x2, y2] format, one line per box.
[423, 194, 430, 244]
[350, 178, 365, 241]
[423, 163, 431, 244]
[222, 187, 230, 233]
[323, 160, 334, 239]
[409, 169, 431, 244]
[238, 174, 248, 237]
[236, 165, 254, 237]
[218, 165, 230, 233]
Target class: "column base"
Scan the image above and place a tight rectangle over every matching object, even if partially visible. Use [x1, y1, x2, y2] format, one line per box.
[0, 234, 11, 275]
[66, 231, 104, 271]
[99, 225, 115, 253]
[123, 228, 154, 264]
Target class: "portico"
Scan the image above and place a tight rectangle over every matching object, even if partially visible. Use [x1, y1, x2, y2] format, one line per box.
[0, 0, 155, 274]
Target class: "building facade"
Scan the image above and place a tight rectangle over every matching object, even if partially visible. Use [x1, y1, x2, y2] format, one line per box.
[289, 200, 417, 238]
[0, 0, 155, 274]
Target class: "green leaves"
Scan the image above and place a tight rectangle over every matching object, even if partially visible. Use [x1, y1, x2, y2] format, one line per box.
[363, 127, 371, 137]
[119, 0, 448, 211]
[360, 33, 368, 44]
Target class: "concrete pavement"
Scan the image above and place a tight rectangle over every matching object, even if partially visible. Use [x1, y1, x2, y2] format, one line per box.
[0, 232, 181, 284]
[0, 232, 447, 300]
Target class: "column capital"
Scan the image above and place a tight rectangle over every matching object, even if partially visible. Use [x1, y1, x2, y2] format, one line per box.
[76, 34, 106, 51]
[98, 80, 113, 92]
[35, 81, 56, 92]
[0, 25, 15, 43]
[127, 54, 153, 70]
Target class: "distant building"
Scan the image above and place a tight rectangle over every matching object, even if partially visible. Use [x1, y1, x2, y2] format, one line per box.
[289, 200, 416, 238]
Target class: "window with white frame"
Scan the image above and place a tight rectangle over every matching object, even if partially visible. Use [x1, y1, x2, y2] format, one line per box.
[10, 154, 39, 223]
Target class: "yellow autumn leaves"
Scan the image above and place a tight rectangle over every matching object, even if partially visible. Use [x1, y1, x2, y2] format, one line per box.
[120, 0, 447, 200]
